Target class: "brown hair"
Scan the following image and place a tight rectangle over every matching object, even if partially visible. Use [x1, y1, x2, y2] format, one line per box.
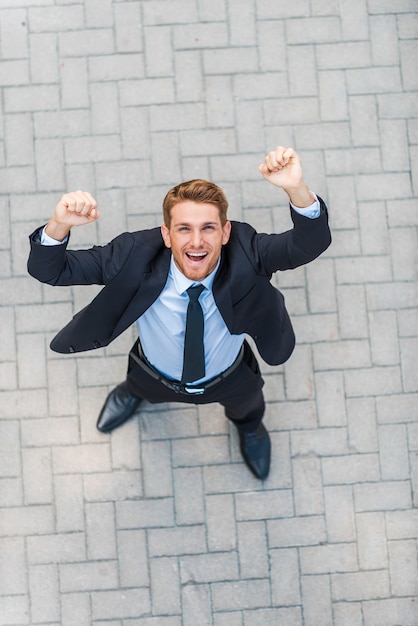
[162, 179, 229, 226]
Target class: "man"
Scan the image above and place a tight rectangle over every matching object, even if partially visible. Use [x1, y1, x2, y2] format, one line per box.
[28, 146, 331, 480]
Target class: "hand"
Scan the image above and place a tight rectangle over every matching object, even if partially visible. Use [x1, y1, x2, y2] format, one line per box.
[45, 190, 100, 241]
[258, 146, 314, 208]
[54, 190, 99, 226]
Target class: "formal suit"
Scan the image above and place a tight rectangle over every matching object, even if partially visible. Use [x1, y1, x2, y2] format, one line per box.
[28, 198, 331, 368]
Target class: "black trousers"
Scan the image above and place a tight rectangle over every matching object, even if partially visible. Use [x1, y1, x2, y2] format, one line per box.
[126, 340, 265, 432]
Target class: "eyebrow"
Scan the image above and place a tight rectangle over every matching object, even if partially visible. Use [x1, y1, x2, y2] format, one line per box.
[174, 221, 219, 228]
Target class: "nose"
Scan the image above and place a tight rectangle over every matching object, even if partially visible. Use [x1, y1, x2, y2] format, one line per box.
[191, 229, 203, 247]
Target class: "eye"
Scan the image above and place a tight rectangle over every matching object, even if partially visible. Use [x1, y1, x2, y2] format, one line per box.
[203, 225, 215, 231]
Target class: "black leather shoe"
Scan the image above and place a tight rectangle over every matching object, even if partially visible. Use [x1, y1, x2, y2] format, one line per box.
[96, 382, 142, 433]
[238, 423, 271, 480]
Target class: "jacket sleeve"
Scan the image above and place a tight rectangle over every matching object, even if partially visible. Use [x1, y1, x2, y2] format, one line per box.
[241, 196, 332, 275]
[27, 227, 135, 286]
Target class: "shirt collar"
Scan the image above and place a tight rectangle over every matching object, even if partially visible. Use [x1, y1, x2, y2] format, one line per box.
[170, 255, 220, 296]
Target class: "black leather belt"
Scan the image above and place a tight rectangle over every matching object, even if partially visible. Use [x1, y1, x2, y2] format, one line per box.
[129, 339, 245, 396]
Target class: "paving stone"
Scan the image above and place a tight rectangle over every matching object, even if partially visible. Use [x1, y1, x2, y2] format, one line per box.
[288, 45, 318, 97]
[52, 443, 111, 474]
[358, 201, 389, 255]
[150, 557, 181, 614]
[182, 583, 211, 626]
[333, 601, 363, 626]
[385, 509, 418, 540]
[388, 539, 418, 597]
[300, 542, 358, 574]
[0, 537, 27, 595]
[26, 532, 86, 565]
[5, 113, 34, 167]
[400, 337, 418, 393]
[117, 529, 149, 588]
[324, 485, 356, 542]
[1, 594, 30, 626]
[1, 2, 417, 624]
[61, 592, 91, 626]
[205, 493, 237, 552]
[124, 618, 180, 626]
[354, 480, 412, 512]
[180, 551, 239, 584]
[171, 435, 230, 467]
[326, 175, 357, 228]
[378, 424, 410, 480]
[0, 8, 29, 57]
[142, 439, 173, 497]
[268, 515, 327, 548]
[363, 597, 418, 626]
[1, 505, 54, 537]
[235, 489, 294, 520]
[59, 560, 118, 593]
[344, 366, 402, 398]
[28, 563, 60, 623]
[322, 453, 380, 485]
[313, 339, 373, 370]
[369, 310, 400, 366]
[284, 344, 314, 400]
[28, 5, 84, 32]
[0, 477, 23, 507]
[270, 547, 301, 605]
[84, 470, 143, 502]
[212, 579, 270, 611]
[0, 421, 20, 478]
[4, 85, 60, 113]
[116, 499, 174, 530]
[91, 589, 151, 620]
[237, 521, 269, 579]
[173, 466, 205, 524]
[215, 612, 243, 626]
[376, 392, 418, 423]
[292, 455, 324, 515]
[337, 284, 368, 339]
[22, 446, 52, 505]
[291, 427, 349, 456]
[301, 574, 333, 626]
[204, 47, 258, 75]
[85, 501, 116, 560]
[54, 474, 84, 532]
[356, 511, 388, 570]
[332, 570, 390, 602]
[148, 525, 207, 557]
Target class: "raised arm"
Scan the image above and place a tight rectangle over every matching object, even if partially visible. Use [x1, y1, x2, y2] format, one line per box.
[258, 145, 315, 209]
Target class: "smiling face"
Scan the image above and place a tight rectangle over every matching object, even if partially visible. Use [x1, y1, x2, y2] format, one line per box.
[161, 201, 231, 281]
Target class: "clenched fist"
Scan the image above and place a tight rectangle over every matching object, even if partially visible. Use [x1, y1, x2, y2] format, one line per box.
[45, 190, 100, 241]
[259, 146, 314, 208]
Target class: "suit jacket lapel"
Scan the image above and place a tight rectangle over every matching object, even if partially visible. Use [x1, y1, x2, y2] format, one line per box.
[213, 250, 234, 331]
[111, 247, 172, 339]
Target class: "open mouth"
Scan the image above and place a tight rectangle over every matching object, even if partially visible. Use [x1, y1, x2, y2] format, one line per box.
[186, 252, 208, 262]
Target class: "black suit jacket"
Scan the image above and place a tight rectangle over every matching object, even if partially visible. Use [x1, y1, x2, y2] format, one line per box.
[28, 199, 331, 366]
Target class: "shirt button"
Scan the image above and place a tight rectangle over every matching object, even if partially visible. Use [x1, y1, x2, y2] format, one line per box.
[69, 346, 75, 353]
[93, 341, 100, 348]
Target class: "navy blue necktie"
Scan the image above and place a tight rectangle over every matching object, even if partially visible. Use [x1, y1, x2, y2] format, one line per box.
[181, 284, 205, 383]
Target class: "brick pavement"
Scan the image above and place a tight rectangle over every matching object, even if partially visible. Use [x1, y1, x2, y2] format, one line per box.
[0, 1, 417, 624]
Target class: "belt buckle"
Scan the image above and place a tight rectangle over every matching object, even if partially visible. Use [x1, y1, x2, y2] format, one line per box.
[184, 386, 205, 395]
[161, 380, 205, 395]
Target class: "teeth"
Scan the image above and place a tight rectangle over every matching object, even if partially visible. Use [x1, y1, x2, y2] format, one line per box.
[188, 252, 206, 258]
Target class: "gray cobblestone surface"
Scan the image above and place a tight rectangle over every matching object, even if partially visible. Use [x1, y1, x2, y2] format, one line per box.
[1, 1, 417, 624]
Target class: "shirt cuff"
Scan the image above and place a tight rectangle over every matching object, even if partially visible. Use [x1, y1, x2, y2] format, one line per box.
[290, 192, 320, 219]
[41, 226, 68, 246]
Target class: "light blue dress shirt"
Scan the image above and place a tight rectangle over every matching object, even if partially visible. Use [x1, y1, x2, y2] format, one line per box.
[137, 256, 245, 383]
[41, 197, 320, 383]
